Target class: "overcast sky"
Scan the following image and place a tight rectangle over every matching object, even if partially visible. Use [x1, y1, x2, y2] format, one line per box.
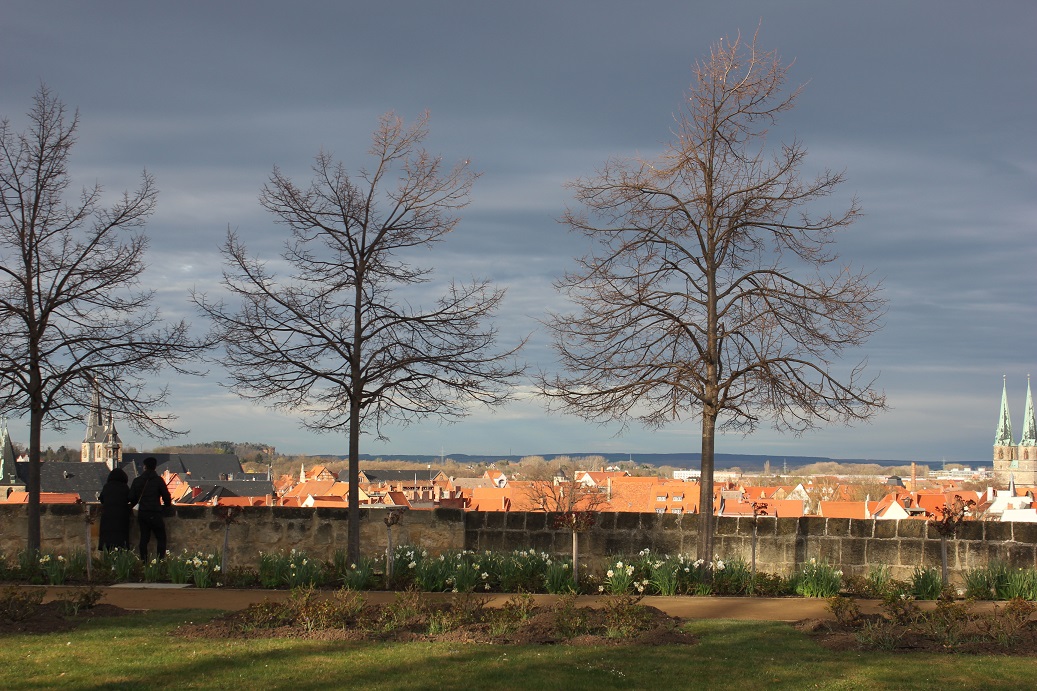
[2, 1, 1034, 464]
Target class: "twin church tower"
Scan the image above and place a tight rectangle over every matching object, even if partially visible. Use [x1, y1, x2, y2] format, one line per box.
[993, 376, 1037, 488]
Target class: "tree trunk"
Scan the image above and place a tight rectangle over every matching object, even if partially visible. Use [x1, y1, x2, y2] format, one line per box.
[571, 530, 580, 587]
[940, 536, 949, 587]
[27, 397, 43, 552]
[696, 409, 717, 563]
[347, 398, 361, 565]
[386, 525, 394, 584]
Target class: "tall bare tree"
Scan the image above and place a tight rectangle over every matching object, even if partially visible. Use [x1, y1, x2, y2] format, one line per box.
[0, 86, 213, 550]
[194, 112, 524, 563]
[539, 31, 885, 562]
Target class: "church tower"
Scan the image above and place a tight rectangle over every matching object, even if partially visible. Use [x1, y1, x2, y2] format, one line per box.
[1015, 376, 1037, 487]
[993, 376, 1037, 488]
[82, 379, 104, 463]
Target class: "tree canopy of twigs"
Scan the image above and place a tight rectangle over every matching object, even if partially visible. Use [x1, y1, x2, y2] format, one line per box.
[0, 86, 214, 550]
[194, 112, 524, 563]
[538, 30, 885, 562]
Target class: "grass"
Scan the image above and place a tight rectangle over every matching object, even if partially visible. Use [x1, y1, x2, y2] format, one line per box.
[0, 610, 1034, 690]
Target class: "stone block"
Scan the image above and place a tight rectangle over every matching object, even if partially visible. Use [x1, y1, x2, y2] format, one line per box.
[483, 512, 506, 530]
[955, 521, 984, 541]
[800, 517, 827, 537]
[314, 507, 349, 521]
[897, 539, 925, 567]
[41, 504, 85, 517]
[465, 512, 486, 529]
[173, 506, 208, 520]
[505, 513, 526, 531]
[840, 537, 867, 566]
[897, 520, 925, 539]
[614, 512, 642, 531]
[464, 529, 481, 550]
[984, 522, 1013, 541]
[872, 521, 897, 539]
[1011, 522, 1037, 544]
[524, 512, 547, 531]
[848, 519, 873, 538]
[824, 518, 850, 537]
[714, 516, 738, 537]
[432, 507, 464, 524]
[1005, 543, 1037, 569]
[271, 507, 311, 521]
[865, 538, 899, 567]
[775, 517, 800, 537]
[528, 531, 554, 553]
[595, 512, 617, 530]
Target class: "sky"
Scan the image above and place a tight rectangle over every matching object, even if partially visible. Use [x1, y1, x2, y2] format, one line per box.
[1, 1, 1034, 464]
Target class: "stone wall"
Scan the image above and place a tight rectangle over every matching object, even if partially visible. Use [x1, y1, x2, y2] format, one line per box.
[3, 505, 1036, 581]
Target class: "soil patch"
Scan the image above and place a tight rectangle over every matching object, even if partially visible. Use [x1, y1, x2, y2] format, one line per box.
[0, 602, 133, 636]
[175, 595, 697, 647]
[798, 614, 1037, 656]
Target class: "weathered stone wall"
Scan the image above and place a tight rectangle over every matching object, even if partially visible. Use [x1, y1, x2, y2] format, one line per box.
[2, 505, 1035, 581]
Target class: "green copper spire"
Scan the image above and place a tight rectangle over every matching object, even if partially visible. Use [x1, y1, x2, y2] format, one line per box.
[1020, 375, 1037, 447]
[995, 376, 1014, 446]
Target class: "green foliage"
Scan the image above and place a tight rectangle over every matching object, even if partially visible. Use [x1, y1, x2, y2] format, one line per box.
[998, 568, 1037, 601]
[378, 589, 429, 632]
[0, 586, 44, 622]
[16, 549, 44, 584]
[962, 566, 995, 600]
[55, 586, 104, 616]
[552, 592, 588, 639]
[257, 549, 323, 589]
[100, 548, 140, 582]
[826, 595, 861, 627]
[981, 598, 1037, 648]
[914, 598, 973, 647]
[600, 593, 654, 638]
[544, 558, 575, 594]
[793, 558, 842, 598]
[601, 558, 639, 594]
[334, 554, 378, 591]
[909, 566, 942, 600]
[854, 617, 904, 650]
[880, 591, 920, 626]
[221, 566, 261, 589]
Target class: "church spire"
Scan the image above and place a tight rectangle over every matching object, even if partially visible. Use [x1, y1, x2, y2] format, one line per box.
[1020, 375, 1037, 447]
[83, 377, 103, 444]
[995, 376, 1014, 446]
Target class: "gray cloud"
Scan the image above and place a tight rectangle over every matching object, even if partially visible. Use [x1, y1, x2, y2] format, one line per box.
[1, 1, 1033, 463]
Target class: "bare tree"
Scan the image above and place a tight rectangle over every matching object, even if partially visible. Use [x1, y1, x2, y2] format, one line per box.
[194, 112, 524, 563]
[539, 30, 885, 563]
[0, 86, 213, 550]
[524, 468, 609, 586]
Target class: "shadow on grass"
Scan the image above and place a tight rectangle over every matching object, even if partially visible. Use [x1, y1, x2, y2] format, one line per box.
[0, 612, 1034, 690]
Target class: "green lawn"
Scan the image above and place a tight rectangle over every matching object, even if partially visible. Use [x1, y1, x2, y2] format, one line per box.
[0, 610, 1032, 690]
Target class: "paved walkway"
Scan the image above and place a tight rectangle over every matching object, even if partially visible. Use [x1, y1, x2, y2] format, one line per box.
[33, 585, 857, 620]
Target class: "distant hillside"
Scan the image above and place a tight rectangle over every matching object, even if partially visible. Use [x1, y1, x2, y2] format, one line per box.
[308, 451, 978, 473]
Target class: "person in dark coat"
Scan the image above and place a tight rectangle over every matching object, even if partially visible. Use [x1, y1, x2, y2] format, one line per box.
[98, 467, 131, 551]
[128, 456, 173, 561]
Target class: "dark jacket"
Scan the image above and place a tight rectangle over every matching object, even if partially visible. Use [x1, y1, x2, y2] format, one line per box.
[98, 480, 132, 550]
[129, 468, 172, 513]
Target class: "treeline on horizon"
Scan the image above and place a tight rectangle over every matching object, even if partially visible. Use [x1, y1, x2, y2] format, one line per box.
[138, 441, 994, 482]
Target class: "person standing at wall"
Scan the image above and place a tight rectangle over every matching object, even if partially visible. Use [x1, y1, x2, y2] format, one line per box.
[98, 467, 132, 551]
[129, 456, 172, 560]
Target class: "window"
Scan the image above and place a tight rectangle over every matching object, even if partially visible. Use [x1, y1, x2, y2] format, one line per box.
[671, 508, 682, 514]
[656, 495, 667, 502]
[673, 495, 683, 502]
[655, 508, 665, 514]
